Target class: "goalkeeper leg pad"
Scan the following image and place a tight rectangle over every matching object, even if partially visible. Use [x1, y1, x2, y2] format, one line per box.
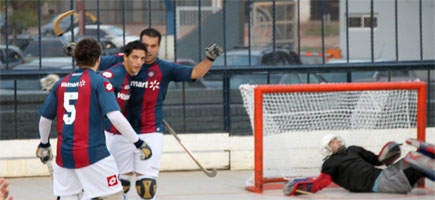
[378, 141, 401, 166]
[136, 178, 157, 199]
[404, 151, 435, 181]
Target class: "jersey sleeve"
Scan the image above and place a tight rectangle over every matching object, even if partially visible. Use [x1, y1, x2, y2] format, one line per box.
[167, 61, 194, 82]
[96, 76, 121, 115]
[38, 82, 60, 120]
[99, 54, 123, 71]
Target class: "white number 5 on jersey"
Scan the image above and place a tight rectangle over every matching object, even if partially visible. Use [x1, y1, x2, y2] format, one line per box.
[63, 92, 78, 125]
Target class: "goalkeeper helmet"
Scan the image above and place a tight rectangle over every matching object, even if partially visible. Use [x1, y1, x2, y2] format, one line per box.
[321, 134, 345, 157]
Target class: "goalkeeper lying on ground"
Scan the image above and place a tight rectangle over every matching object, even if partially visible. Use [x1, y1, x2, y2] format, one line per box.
[283, 134, 435, 195]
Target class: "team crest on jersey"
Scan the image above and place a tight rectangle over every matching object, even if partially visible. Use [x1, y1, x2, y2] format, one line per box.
[147, 70, 156, 78]
[104, 82, 114, 92]
[101, 71, 114, 79]
[106, 174, 119, 187]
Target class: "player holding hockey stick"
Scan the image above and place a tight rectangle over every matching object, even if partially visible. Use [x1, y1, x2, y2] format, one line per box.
[36, 38, 152, 200]
[283, 134, 435, 196]
[86, 28, 223, 200]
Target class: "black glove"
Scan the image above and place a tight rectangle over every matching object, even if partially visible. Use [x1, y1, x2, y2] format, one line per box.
[204, 43, 223, 61]
[35, 142, 53, 164]
[63, 42, 76, 56]
[134, 139, 153, 160]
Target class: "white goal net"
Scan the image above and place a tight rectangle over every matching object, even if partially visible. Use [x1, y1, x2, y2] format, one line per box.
[239, 82, 427, 192]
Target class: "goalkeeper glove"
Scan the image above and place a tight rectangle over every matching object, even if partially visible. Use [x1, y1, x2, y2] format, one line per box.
[283, 177, 314, 196]
[134, 139, 153, 160]
[35, 142, 53, 164]
[204, 43, 223, 61]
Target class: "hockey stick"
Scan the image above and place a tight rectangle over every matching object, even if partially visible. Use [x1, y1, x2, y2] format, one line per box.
[162, 119, 217, 177]
[53, 10, 76, 46]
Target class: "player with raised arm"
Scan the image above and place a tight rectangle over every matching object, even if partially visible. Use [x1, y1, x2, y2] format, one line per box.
[283, 134, 435, 196]
[97, 28, 223, 200]
[35, 38, 152, 200]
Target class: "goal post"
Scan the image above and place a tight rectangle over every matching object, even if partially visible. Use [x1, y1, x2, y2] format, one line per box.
[240, 82, 427, 193]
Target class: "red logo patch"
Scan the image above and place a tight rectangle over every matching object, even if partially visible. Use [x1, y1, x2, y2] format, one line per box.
[104, 82, 114, 92]
[107, 174, 119, 187]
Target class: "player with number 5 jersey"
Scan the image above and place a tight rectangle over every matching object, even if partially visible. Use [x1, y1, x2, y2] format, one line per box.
[36, 38, 152, 200]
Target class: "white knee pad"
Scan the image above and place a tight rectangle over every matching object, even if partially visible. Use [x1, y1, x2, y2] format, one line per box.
[135, 177, 157, 199]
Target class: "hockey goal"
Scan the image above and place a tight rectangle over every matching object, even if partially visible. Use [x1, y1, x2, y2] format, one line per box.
[240, 82, 427, 193]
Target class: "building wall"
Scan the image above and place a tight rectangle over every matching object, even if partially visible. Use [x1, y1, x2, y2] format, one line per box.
[339, 0, 434, 60]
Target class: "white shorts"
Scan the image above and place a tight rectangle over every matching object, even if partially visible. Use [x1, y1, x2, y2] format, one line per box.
[53, 155, 122, 199]
[106, 132, 164, 178]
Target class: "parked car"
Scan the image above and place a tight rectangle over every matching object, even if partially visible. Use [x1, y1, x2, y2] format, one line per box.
[213, 47, 302, 67]
[0, 45, 25, 70]
[203, 47, 322, 88]
[13, 37, 119, 70]
[63, 24, 138, 48]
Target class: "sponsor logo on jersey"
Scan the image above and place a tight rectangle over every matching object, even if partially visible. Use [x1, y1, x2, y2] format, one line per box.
[131, 80, 160, 90]
[117, 92, 130, 100]
[101, 71, 114, 79]
[60, 80, 86, 88]
[147, 71, 156, 78]
[104, 82, 114, 92]
[107, 174, 119, 187]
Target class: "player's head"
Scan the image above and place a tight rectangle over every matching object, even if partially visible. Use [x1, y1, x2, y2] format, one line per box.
[74, 37, 102, 69]
[123, 40, 147, 76]
[139, 28, 161, 64]
[321, 134, 345, 157]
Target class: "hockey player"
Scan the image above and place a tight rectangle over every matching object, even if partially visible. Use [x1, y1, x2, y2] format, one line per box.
[100, 40, 147, 138]
[283, 134, 435, 196]
[35, 38, 152, 200]
[96, 28, 223, 200]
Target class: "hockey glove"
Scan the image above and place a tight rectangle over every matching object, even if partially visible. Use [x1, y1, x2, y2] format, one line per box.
[35, 142, 53, 164]
[63, 42, 76, 56]
[283, 177, 314, 196]
[204, 43, 223, 61]
[134, 139, 153, 160]
[40, 74, 60, 91]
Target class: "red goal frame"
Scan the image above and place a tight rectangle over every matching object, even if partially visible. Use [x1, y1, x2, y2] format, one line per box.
[245, 82, 427, 193]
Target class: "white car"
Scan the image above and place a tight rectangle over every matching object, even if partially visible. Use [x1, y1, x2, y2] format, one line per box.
[63, 24, 138, 48]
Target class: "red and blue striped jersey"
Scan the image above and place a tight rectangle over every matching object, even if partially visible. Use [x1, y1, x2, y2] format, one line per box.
[99, 56, 194, 134]
[100, 64, 131, 134]
[39, 68, 120, 169]
[127, 58, 193, 133]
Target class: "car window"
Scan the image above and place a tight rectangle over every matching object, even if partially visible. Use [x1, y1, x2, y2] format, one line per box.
[213, 54, 261, 66]
[261, 52, 290, 65]
[24, 40, 65, 57]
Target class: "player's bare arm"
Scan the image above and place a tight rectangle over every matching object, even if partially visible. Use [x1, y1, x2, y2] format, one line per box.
[191, 43, 223, 79]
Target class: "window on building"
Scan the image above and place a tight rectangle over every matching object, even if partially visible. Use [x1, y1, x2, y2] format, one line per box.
[348, 14, 378, 28]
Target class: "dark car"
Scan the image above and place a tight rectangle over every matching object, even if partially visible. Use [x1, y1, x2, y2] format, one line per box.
[213, 47, 301, 67]
[203, 47, 322, 88]
[0, 45, 26, 70]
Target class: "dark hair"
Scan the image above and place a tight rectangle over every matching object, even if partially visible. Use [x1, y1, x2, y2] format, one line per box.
[74, 38, 102, 67]
[139, 28, 162, 44]
[123, 40, 148, 56]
